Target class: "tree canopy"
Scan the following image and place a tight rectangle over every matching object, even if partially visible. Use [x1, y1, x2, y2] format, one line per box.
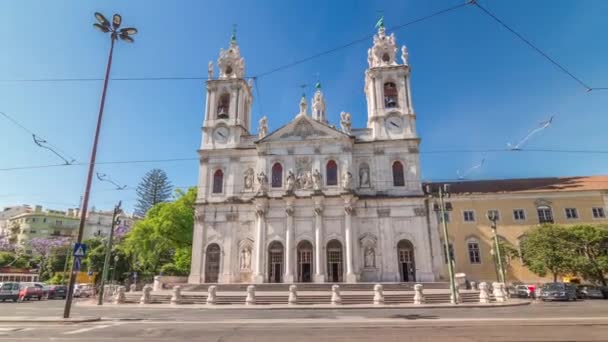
[520, 224, 578, 282]
[134, 168, 173, 217]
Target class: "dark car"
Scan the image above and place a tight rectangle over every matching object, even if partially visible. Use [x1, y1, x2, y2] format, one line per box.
[48, 285, 67, 299]
[540, 282, 578, 301]
[578, 285, 604, 299]
[0, 282, 20, 302]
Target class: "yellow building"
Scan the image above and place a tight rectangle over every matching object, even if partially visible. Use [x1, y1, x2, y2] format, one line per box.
[431, 175, 608, 284]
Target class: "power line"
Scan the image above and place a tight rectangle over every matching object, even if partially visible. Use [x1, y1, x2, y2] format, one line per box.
[0, 76, 214, 83]
[471, 1, 604, 92]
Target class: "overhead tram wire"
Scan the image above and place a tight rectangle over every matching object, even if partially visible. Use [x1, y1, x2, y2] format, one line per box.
[470, 1, 603, 92]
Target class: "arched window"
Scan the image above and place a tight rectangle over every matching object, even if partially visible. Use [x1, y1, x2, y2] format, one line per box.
[212, 169, 223, 194]
[537, 205, 553, 224]
[392, 161, 405, 187]
[217, 93, 230, 118]
[326, 160, 338, 186]
[383, 82, 398, 108]
[271, 163, 283, 188]
[467, 238, 481, 264]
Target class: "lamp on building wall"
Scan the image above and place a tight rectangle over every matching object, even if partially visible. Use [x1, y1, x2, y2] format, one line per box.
[426, 183, 458, 304]
[486, 211, 506, 284]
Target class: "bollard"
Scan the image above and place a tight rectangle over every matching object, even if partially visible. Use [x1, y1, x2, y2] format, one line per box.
[288, 285, 298, 305]
[500, 283, 509, 301]
[140, 285, 152, 304]
[153, 276, 162, 292]
[170, 285, 182, 305]
[373, 284, 384, 305]
[245, 285, 256, 305]
[414, 284, 425, 304]
[470, 281, 477, 290]
[478, 282, 490, 304]
[331, 284, 342, 305]
[493, 282, 505, 303]
[113, 286, 126, 304]
[129, 284, 136, 293]
[206, 285, 217, 305]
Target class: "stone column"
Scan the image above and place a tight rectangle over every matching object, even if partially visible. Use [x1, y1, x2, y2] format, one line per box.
[284, 198, 295, 283]
[313, 196, 325, 283]
[343, 195, 357, 283]
[253, 198, 268, 283]
[188, 210, 206, 284]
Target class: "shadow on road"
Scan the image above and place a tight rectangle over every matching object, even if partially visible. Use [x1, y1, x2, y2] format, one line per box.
[389, 314, 438, 320]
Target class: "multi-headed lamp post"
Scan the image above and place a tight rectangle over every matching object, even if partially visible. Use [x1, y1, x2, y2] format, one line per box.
[63, 12, 137, 319]
[426, 184, 458, 304]
[487, 211, 506, 284]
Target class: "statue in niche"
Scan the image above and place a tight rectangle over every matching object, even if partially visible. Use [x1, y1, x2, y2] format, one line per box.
[312, 169, 322, 191]
[286, 169, 296, 192]
[243, 169, 254, 191]
[401, 45, 408, 66]
[340, 111, 352, 134]
[258, 116, 268, 139]
[208, 61, 213, 79]
[240, 247, 251, 270]
[364, 247, 375, 268]
[297, 171, 312, 190]
[342, 171, 353, 191]
[359, 164, 370, 187]
[257, 171, 269, 193]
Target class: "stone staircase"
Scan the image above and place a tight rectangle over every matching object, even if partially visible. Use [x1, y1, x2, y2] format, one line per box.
[175, 282, 451, 292]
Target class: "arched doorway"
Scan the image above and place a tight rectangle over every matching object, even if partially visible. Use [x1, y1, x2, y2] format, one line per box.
[397, 240, 415, 282]
[326, 240, 343, 282]
[268, 241, 284, 283]
[297, 240, 313, 282]
[205, 243, 221, 283]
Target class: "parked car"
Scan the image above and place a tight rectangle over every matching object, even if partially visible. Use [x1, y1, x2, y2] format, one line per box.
[540, 282, 578, 301]
[578, 285, 604, 299]
[73, 284, 94, 298]
[515, 285, 531, 298]
[0, 282, 20, 302]
[18, 284, 43, 301]
[48, 285, 67, 299]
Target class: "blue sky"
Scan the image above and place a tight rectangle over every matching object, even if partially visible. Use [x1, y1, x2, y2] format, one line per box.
[1, 0, 607, 213]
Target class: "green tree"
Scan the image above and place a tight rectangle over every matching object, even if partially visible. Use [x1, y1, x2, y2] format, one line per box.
[123, 188, 196, 280]
[570, 225, 608, 286]
[520, 224, 578, 282]
[134, 169, 173, 217]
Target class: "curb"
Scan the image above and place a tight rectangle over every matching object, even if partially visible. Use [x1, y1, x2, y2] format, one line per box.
[0, 317, 102, 324]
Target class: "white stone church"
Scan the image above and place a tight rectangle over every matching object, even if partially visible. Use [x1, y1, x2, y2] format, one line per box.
[188, 25, 444, 284]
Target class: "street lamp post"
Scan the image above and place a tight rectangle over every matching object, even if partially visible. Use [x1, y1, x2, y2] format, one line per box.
[487, 212, 506, 284]
[63, 12, 137, 319]
[427, 184, 458, 304]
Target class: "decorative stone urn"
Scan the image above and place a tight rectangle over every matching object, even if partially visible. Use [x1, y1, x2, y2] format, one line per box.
[373, 284, 384, 305]
[331, 285, 342, 305]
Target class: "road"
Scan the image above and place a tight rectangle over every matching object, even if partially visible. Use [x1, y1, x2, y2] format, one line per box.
[0, 299, 606, 341]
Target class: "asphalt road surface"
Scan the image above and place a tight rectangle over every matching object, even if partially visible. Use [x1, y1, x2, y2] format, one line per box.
[0, 299, 606, 341]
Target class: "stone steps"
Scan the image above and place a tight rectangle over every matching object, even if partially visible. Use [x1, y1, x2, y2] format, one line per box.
[124, 292, 482, 305]
[177, 282, 450, 292]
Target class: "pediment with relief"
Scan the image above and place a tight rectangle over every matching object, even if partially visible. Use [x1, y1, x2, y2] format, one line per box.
[257, 114, 350, 143]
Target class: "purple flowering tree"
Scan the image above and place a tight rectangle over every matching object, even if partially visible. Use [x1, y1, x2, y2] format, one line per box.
[29, 237, 71, 279]
[0, 233, 14, 252]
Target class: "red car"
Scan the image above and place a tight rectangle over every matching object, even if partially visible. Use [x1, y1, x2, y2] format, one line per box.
[18, 284, 43, 301]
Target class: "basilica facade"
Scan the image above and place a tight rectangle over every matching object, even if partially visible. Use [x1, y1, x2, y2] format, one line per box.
[188, 26, 444, 284]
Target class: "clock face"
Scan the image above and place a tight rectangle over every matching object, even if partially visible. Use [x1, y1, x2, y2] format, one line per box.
[213, 127, 229, 143]
[386, 116, 404, 134]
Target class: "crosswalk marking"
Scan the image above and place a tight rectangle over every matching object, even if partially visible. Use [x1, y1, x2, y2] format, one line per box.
[63, 324, 111, 335]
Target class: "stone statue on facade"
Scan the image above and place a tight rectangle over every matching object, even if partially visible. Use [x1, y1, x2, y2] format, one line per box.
[286, 169, 296, 192]
[208, 61, 214, 79]
[258, 116, 268, 139]
[340, 111, 352, 134]
[312, 169, 322, 191]
[342, 170, 353, 191]
[401, 45, 408, 66]
[243, 168, 254, 191]
[367, 48, 374, 68]
[296, 171, 312, 190]
[299, 95, 307, 115]
[364, 247, 375, 267]
[359, 164, 370, 187]
[240, 247, 251, 270]
[257, 171, 269, 193]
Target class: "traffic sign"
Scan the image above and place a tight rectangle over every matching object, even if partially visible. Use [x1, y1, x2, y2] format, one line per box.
[74, 257, 82, 271]
[73, 243, 87, 257]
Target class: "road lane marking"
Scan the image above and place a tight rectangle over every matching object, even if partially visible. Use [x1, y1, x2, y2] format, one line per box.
[63, 324, 111, 335]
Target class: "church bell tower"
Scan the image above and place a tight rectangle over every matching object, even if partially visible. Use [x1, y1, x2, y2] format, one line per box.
[364, 20, 416, 140]
[202, 31, 253, 148]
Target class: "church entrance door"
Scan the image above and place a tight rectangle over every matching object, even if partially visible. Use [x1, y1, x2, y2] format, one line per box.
[326, 240, 343, 283]
[397, 240, 415, 282]
[268, 241, 284, 283]
[205, 243, 221, 283]
[297, 241, 313, 282]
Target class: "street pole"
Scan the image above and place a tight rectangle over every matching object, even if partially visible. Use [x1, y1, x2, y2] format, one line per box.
[97, 201, 121, 305]
[62, 245, 70, 284]
[490, 219, 506, 284]
[438, 185, 458, 304]
[63, 12, 136, 319]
